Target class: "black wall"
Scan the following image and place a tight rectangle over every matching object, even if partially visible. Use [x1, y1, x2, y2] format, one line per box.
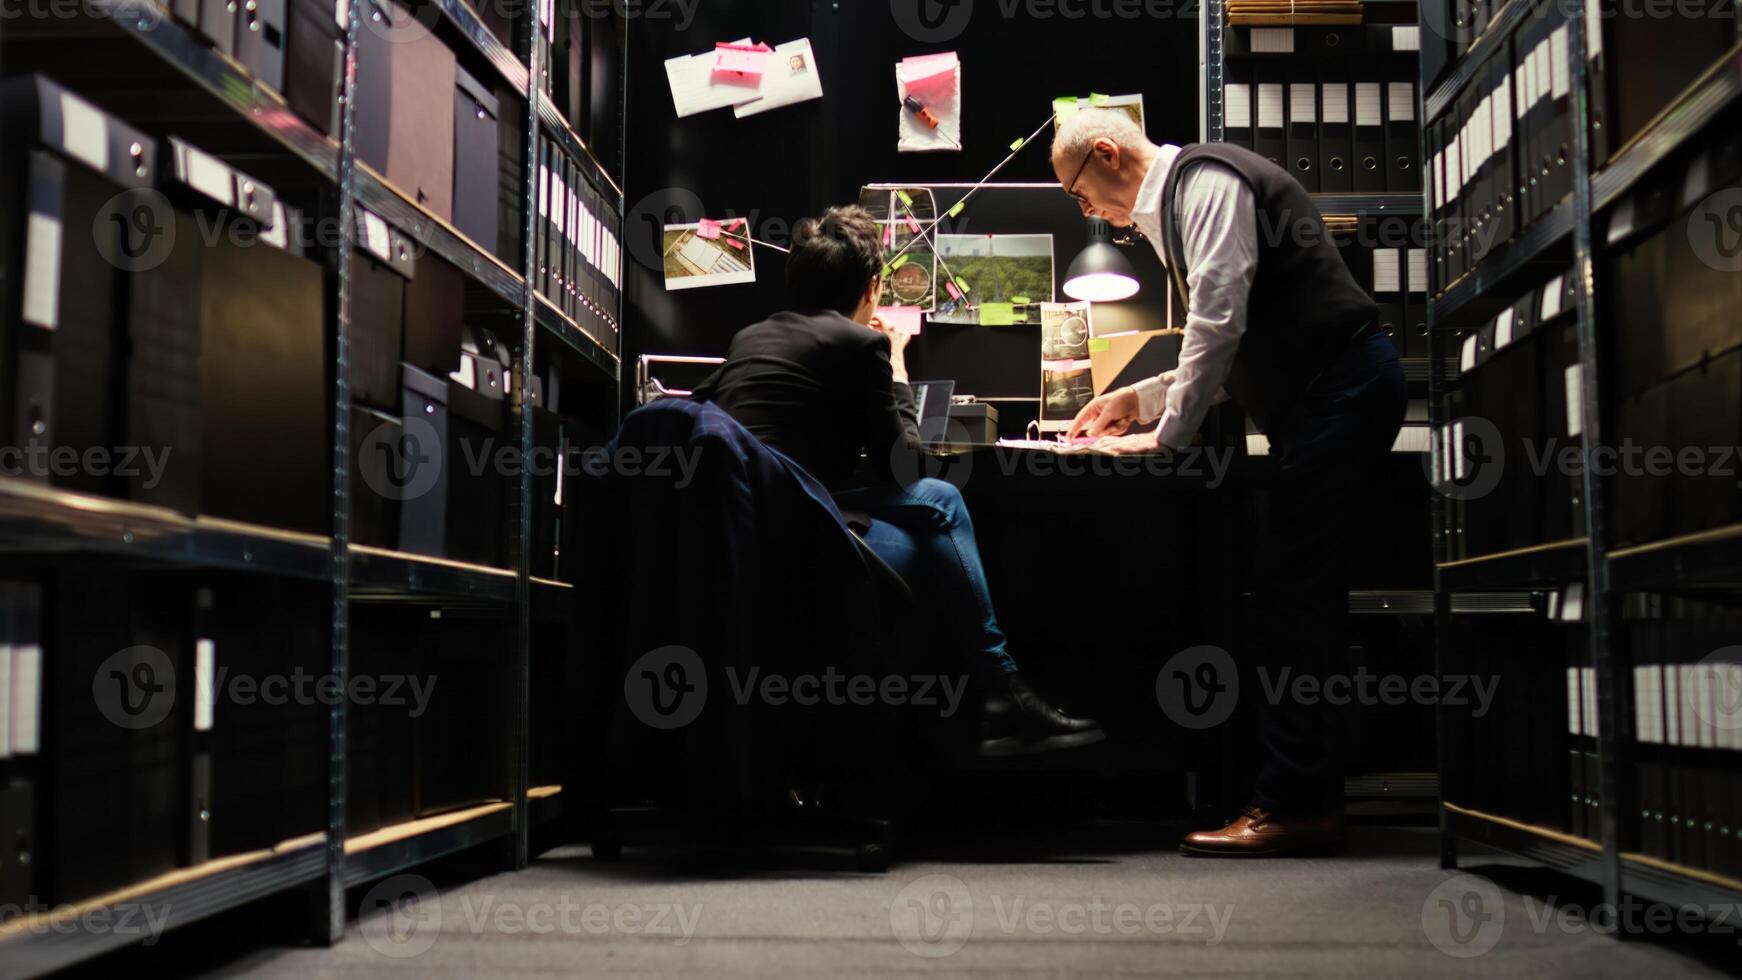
[621, 0, 1201, 403]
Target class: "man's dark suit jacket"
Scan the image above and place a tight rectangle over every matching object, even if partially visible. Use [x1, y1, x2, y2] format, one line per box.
[691, 308, 922, 493]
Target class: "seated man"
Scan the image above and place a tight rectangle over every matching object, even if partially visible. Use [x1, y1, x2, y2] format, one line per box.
[693, 205, 1102, 757]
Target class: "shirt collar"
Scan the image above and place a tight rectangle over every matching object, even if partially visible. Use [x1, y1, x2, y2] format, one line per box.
[1130, 143, 1182, 251]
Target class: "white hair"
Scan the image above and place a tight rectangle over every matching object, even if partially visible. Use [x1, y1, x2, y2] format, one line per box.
[1051, 108, 1150, 164]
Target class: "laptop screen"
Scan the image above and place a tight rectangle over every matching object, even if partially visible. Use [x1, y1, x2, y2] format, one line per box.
[908, 380, 957, 445]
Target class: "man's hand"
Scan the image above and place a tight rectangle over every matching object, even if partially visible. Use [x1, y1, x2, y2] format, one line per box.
[1094, 431, 1164, 455]
[1067, 386, 1141, 440]
[869, 316, 912, 382]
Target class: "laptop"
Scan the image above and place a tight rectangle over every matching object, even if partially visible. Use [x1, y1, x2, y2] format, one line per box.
[908, 380, 957, 446]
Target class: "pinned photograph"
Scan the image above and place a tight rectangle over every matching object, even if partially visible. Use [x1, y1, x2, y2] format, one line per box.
[663, 222, 756, 290]
[879, 221, 937, 311]
[858, 185, 938, 225]
[1039, 301, 1095, 431]
[1052, 93, 1146, 132]
[932, 235, 1056, 325]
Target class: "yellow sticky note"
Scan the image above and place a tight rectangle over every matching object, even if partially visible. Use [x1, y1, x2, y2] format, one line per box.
[1090, 92, 1110, 106]
[1009, 138, 1025, 152]
[980, 302, 1016, 326]
[1088, 338, 1112, 353]
[890, 254, 910, 271]
[947, 200, 966, 218]
[1010, 295, 1031, 305]
[881, 264, 894, 278]
[954, 277, 971, 293]
[896, 189, 913, 207]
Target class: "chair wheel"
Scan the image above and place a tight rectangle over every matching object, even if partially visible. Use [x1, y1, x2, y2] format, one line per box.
[592, 839, 622, 861]
[856, 842, 889, 873]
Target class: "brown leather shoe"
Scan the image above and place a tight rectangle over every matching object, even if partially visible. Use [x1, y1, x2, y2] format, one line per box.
[1179, 806, 1346, 857]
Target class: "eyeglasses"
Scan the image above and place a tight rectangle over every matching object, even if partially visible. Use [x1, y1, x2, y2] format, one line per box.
[1065, 146, 1096, 206]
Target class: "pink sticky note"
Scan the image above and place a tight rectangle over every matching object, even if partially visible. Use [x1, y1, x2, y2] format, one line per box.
[722, 217, 747, 230]
[906, 215, 922, 234]
[713, 43, 770, 84]
[877, 306, 924, 335]
[696, 219, 722, 240]
[901, 52, 958, 92]
[944, 281, 962, 301]
[883, 224, 894, 247]
[725, 237, 747, 250]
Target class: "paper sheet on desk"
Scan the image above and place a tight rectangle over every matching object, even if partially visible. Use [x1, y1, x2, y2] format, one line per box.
[734, 38, 825, 118]
[666, 38, 763, 118]
[995, 439, 1118, 456]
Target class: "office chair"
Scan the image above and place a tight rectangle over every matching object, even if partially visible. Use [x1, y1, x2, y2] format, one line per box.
[575, 398, 925, 871]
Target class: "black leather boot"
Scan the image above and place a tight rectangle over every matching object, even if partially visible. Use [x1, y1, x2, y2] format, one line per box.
[978, 671, 1105, 757]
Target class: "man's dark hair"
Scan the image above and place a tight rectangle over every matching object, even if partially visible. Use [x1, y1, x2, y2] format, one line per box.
[787, 205, 883, 316]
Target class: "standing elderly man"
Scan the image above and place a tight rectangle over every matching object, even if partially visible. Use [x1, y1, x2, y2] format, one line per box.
[1053, 109, 1406, 856]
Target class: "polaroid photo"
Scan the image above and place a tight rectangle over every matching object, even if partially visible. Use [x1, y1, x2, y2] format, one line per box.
[1038, 301, 1095, 432]
[663, 223, 756, 290]
[858, 185, 939, 225]
[1052, 93, 1146, 133]
[878, 221, 937, 312]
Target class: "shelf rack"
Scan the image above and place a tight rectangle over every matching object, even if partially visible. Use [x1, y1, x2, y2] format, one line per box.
[0, 0, 624, 970]
[1426, 9, 1742, 923]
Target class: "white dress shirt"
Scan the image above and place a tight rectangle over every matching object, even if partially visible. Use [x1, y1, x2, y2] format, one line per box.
[1127, 144, 1260, 449]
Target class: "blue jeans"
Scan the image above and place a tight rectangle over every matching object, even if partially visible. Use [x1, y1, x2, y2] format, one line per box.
[833, 478, 1019, 677]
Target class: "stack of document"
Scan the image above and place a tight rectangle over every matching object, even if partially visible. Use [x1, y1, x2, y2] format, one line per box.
[665, 38, 824, 120]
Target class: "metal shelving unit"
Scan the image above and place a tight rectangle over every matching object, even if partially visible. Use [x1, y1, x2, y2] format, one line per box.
[1427, 7, 1742, 922]
[0, 0, 623, 968]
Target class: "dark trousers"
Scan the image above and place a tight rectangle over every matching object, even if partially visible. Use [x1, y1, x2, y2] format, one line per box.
[1252, 332, 1407, 815]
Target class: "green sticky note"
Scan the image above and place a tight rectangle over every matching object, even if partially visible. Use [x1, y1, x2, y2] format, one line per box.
[890, 253, 910, 271]
[1010, 295, 1031, 306]
[1088, 338, 1112, 353]
[979, 302, 1016, 326]
[947, 200, 966, 218]
[881, 264, 894, 278]
[954, 277, 971, 293]
[1054, 96, 1079, 107]
[896, 189, 913, 207]
[1090, 92, 1110, 106]
[1009, 138, 1025, 152]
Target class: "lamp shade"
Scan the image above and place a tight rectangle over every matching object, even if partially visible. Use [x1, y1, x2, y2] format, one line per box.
[1063, 218, 1140, 302]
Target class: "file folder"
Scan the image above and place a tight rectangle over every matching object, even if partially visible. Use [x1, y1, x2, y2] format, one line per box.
[1372, 247, 1404, 351]
[1352, 76, 1386, 192]
[1406, 246, 1430, 357]
[1318, 69, 1353, 193]
[1224, 61, 1254, 150]
[1254, 70, 1286, 169]
[453, 66, 503, 256]
[1384, 75, 1418, 192]
[1287, 70, 1320, 192]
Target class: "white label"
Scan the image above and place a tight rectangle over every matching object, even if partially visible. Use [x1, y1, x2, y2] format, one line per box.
[1495, 77, 1513, 149]
[1387, 82, 1415, 122]
[1587, 0, 1604, 60]
[1551, 28, 1571, 99]
[181, 144, 235, 206]
[1681, 152, 1712, 209]
[1392, 26, 1420, 51]
[1453, 420, 1469, 481]
[1534, 43, 1551, 108]
[1642, 665, 1662, 744]
[1374, 248, 1401, 294]
[1431, 153, 1443, 210]
[362, 211, 391, 262]
[0, 644, 10, 758]
[1584, 666, 1598, 735]
[1226, 83, 1252, 129]
[1408, 248, 1428, 294]
[1515, 66, 1530, 120]
[1460, 332, 1480, 372]
[1496, 308, 1515, 348]
[1258, 84, 1284, 129]
[1289, 84, 1316, 124]
[1566, 363, 1585, 436]
[538, 165, 549, 218]
[261, 202, 289, 250]
[59, 92, 108, 173]
[1665, 665, 1682, 745]
[552, 175, 566, 234]
[1679, 665, 1698, 746]
[195, 638, 214, 733]
[1355, 83, 1382, 127]
[1608, 197, 1635, 245]
[1574, 668, 1588, 738]
[1564, 582, 1585, 623]
[1540, 275, 1565, 320]
[334, 0, 347, 29]
[1448, 135, 1461, 197]
[11, 644, 40, 755]
[1321, 84, 1349, 125]
[1473, 97, 1492, 165]
[23, 212, 62, 330]
[1430, 425, 1443, 484]
[1697, 665, 1718, 748]
[1250, 27, 1295, 53]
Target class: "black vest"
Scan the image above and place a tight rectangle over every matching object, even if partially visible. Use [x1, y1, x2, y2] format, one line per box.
[1160, 143, 1377, 433]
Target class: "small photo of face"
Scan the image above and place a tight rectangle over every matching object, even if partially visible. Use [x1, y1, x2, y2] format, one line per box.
[789, 54, 808, 73]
